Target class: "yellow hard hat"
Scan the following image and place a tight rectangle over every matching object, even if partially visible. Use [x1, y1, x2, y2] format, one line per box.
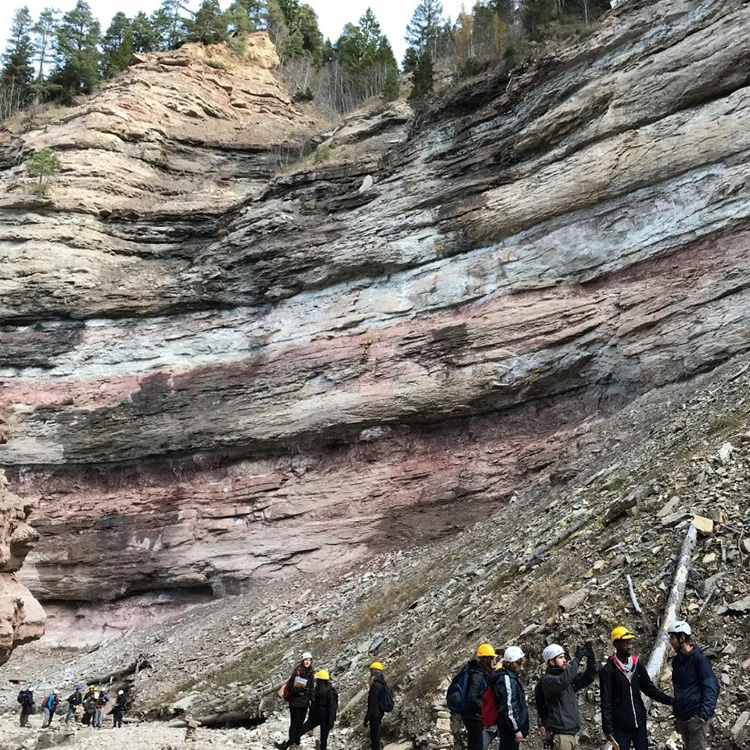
[477, 643, 497, 658]
[316, 670, 330, 680]
[370, 661, 384, 671]
[611, 626, 636, 643]
[89, 685, 97, 690]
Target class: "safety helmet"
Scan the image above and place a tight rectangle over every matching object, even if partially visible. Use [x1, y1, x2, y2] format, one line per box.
[28, 685, 35, 692]
[118, 690, 124, 695]
[316, 670, 330, 680]
[74, 685, 82, 690]
[370, 661, 384, 671]
[668, 619, 692, 636]
[476, 643, 497, 658]
[301, 652, 313, 661]
[53, 689, 59, 694]
[503, 646, 525, 663]
[542, 644, 565, 662]
[611, 626, 636, 643]
[89, 684, 96, 690]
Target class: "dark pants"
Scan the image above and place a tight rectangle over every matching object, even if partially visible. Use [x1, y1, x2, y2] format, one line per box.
[301, 717, 331, 750]
[82, 710, 93, 726]
[369, 715, 382, 750]
[462, 715, 485, 750]
[20, 707, 32, 726]
[288, 705, 307, 746]
[113, 709, 124, 728]
[613, 725, 648, 750]
[498, 728, 519, 750]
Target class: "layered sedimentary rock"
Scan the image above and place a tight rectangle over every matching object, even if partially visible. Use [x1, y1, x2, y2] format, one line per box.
[2, 1, 750, 604]
[0, 417, 45, 663]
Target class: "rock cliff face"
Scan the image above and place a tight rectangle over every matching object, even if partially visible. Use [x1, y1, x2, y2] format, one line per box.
[2, 1, 750, 606]
[0, 416, 45, 664]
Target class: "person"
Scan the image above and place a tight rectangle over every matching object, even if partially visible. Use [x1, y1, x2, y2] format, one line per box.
[459, 643, 497, 750]
[81, 685, 97, 726]
[536, 641, 597, 750]
[64, 685, 83, 724]
[93, 690, 109, 728]
[300, 670, 338, 750]
[599, 626, 672, 750]
[17, 684, 35, 727]
[364, 661, 393, 750]
[668, 620, 719, 750]
[482, 660, 505, 750]
[112, 689, 127, 728]
[494, 646, 529, 750]
[281, 651, 314, 750]
[41, 690, 60, 728]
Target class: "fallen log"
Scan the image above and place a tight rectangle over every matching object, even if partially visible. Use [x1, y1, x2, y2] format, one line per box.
[517, 516, 589, 569]
[626, 574, 642, 615]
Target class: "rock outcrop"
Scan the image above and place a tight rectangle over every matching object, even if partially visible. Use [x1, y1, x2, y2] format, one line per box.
[2, 1, 750, 605]
[0, 415, 45, 665]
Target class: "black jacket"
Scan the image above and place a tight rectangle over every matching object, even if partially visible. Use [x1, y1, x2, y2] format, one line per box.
[461, 658, 489, 719]
[538, 657, 597, 734]
[495, 668, 529, 736]
[310, 685, 338, 727]
[672, 646, 719, 722]
[17, 690, 34, 709]
[288, 665, 315, 709]
[365, 673, 386, 724]
[600, 654, 672, 735]
[67, 691, 83, 707]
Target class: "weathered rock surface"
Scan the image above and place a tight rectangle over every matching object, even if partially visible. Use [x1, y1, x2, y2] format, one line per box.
[2, 1, 750, 604]
[0, 416, 45, 665]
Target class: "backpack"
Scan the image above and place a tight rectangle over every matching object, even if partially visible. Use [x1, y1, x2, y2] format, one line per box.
[446, 665, 470, 714]
[481, 685, 499, 729]
[280, 679, 291, 701]
[378, 682, 395, 713]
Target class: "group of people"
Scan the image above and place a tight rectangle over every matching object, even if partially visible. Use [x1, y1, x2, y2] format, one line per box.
[454, 619, 718, 750]
[16, 683, 128, 729]
[278, 652, 395, 750]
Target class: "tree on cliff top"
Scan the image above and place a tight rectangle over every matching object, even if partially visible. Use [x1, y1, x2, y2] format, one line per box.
[186, 0, 229, 44]
[101, 12, 134, 77]
[50, 0, 101, 101]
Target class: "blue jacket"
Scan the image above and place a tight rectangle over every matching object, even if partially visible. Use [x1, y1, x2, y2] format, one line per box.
[494, 668, 529, 736]
[672, 646, 719, 721]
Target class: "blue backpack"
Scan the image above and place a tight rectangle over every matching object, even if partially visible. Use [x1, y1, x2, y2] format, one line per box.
[379, 682, 395, 713]
[446, 665, 470, 714]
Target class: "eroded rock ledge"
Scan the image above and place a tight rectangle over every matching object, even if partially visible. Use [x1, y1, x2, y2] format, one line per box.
[2, 1, 750, 605]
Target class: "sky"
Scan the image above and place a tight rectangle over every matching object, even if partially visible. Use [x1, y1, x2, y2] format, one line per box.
[0, 0, 467, 66]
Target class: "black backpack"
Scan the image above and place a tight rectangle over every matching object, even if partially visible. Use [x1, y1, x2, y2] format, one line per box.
[379, 682, 395, 713]
[446, 665, 470, 714]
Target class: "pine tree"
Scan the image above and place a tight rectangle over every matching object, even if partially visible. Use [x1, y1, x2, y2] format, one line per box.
[382, 65, 399, 101]
[101, 12, 134, 77]
[404, 0, 444, 59]
[187, 0, 228, 44]
[150, 0, 189, 51]
[131, 12, 159, 53]
[32, 8, 59, 81]
[26, 147, 61, 195]
[1, 6, 35, 115]
[522, 0, 555, 38]
[408, 49, 433, 104]
[52, 0, 101, 101]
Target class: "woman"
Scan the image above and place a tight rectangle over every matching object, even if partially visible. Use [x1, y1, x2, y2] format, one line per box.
[461, 643, 497, 750]
[283, 651, 315, 750]
[300, 670, 338, 750]
[364, 661, 389, 750]
[494, 646, 529, 750]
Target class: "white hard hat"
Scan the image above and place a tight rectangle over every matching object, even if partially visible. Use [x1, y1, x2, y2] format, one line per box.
[503, 646, 525, 663]
[53, 689, 59, 694]
[669, 619, 692, 636]
[118, 690, 124, 695]
[301, 652, 313, 660]
[542, 644, 565, 662]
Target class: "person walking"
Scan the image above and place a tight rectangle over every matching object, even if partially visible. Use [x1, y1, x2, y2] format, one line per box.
[536, 641, 597, 750]
[17, 685, 35, 727]
[64, 685, 83, 724]
[599, 626, 672, 750]
[41, 690, 60, 728]
[457, 643, 497, 750]
[494, 646, 529, 750]
[281, 651, 314, 750]
[668, 620, 719, 750]
[300, 670, 338, 750]
[112, 690, 127, 728]
[364, 661, 391, 750]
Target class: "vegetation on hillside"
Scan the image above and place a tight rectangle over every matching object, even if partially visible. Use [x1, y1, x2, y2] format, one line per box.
[0, 0, 613, 120]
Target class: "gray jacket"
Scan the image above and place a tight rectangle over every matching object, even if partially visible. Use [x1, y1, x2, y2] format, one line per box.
[539, 657, 597, 735]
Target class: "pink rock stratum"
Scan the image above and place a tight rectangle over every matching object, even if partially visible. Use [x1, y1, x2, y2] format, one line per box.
[2, 2, 750, 608]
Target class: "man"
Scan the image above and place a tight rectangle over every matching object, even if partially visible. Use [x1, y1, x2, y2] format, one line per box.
[17, 684, 35, 727]
[112, 689, 127, 728]
[41, 689, 60, 728]
[64, 685, 83, 724]
[81, 685, 97, 726]
[535, 641, 597, 750]
[494, 646, 529, 749]
[599, 626, 672, 750]
[669, 620, 719, 750]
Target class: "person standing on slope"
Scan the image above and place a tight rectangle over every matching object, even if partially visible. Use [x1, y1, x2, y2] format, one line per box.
[494, 646, 529, 750]
[364, 661, 391, 750]
[458, 643, 497, 750]
[300, 670, 338, 750]
[668, 620, 719, 750]
[536, 641, 597, 750]
[41, 689, 60, 727]
[282, 651, 315, 750]
[17, 684, 35, 727]
[599, 626, 672, 750]
[64, 685, 83, 724]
